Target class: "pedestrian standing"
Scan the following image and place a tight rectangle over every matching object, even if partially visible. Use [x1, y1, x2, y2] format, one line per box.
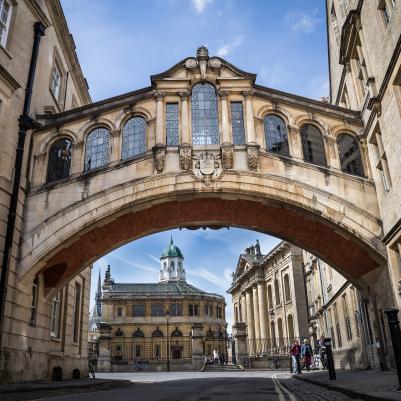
[301, 339, 312, 371]
[317, 335, 327, 370]
[290, 340, 302, 374]
[213, 349, 219, 365]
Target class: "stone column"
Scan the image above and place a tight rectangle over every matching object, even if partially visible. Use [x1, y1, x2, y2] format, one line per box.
[241, 294, 247, 323]
[288, 126, 303, 160]
[96, 322, 112, 372]
[179, 91, 192, 170]
[155, 91, 165, 146]
[109, 129, 120, 163]
[153, 91, 166, 173]
[326, 136, 341, 170]
[191, 322, 204, 370]
[245, 290, 255, 355]
[219, 90, 230, 144]
[257, 281, 269, 352]
[180, 91, 190, 145]
[233, 322, 248, 365]
[252, 286, 261, 354]
[360, 138, 372, 178]
[242, 90, 256, 143]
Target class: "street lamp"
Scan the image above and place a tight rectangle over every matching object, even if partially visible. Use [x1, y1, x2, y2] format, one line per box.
[166, 310, 170, 372]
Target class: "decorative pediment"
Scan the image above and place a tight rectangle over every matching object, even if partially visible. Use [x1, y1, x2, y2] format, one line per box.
[150, 46, 256, 84]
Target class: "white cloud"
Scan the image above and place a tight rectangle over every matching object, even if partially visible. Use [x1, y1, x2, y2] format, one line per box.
[286, 10, 323, 33]
[216, 36, 243, 58]
[147, 253, 161, 264]
[192, 0, 213, 14]
[114, 255, 159, 273]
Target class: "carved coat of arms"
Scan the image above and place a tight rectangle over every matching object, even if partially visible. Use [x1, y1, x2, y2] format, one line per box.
[192, 152, 223, 186]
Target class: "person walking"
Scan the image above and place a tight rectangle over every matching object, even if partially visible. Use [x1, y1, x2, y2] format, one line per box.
[317, 336, 327, 370]
[213, 349, 219, 365]
[301, 339, 313, 372]
[290, 340, 302, 374]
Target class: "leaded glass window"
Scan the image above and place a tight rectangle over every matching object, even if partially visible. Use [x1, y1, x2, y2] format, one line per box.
[264, 115, 289, 156]
[337, 133, 364, 177]
[191, 83, 219, 145]
[166, 103, 179, 146]
[46, 138, 73, 183]
[300, 124, 327, 167]
[230, 102, 245, 145]
[122, 116, 146, 160]
[84, 128, 110, 171]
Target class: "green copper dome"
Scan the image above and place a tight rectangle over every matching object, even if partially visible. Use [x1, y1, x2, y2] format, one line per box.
[161, 237, 183, 258]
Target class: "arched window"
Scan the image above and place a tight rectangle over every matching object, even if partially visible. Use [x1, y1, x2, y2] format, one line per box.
[46, 138, 73, 183]
[287, 315, 295, 342]
[264, 115, 289, 156]
[274, 279, 281, 305]
[270, 321, 276, 343]
[171, 327, 183, 337]
[84, 127, 110, 171]
[277, 318, 284, 344]
[267, 285, 273, 309]
[152, 327, 164, 337]
[133, 328, 144, 338]
[191, 82, 219, 145]
[337, 133, 364, 177]
[300, 124, 327, 167]
[122, 116, 146, 160]
[284, 274, 291, 302]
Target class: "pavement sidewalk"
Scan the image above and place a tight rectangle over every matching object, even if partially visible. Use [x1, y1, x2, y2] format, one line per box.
[0, 378, 131, 401]
[292, 369, 401, 401]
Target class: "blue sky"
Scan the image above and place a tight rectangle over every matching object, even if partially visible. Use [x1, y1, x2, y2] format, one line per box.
[61, 0, 328, 330]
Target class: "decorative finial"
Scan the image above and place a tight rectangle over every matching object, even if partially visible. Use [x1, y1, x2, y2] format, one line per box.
[170, 235, 173, 245]
[196, 46, 209, 60]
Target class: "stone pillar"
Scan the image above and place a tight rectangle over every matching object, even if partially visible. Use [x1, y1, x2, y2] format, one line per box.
[155, 91, 165, 146]
[96, 322, 112, 372]
[326, 136, 341, 170]
[241, 294, 247, 323]
[109, 129, 120, 163]
[252, 286, 261, 354]
[288, 126, 303, 160]
[245, 290, 255, 354]
[257, 281, 269, 352]
[360, 138, 372, 178]
[233, 322, 248, 365]
[242, 90, 256, 143]
[180, 91, 190, 145]
[191, 322, 204, 370]
[219, 90, 230, 144]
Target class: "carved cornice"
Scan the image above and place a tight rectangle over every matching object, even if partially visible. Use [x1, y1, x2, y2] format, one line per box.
[218, 90, 229, 99]
[154, 91, 165, 100]
[179, 91, 190, 99]
[242, 90, 255, 97]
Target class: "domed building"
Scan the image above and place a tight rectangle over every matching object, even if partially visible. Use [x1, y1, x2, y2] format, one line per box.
[91, 238, 227, 371]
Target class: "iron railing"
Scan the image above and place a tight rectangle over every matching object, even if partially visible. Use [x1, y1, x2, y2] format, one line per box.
[247, 337, 310, 356]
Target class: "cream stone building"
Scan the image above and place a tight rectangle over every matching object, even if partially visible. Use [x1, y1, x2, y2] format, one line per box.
[90, 239, 227, 372]
[326, 1, 401, 312]
[1, 0, 401, 383]
[0, 0, 92, 383]
[228, 241, 309, 366]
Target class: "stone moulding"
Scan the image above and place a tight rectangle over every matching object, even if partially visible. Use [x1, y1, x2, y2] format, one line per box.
[192, 151, 223, 186]
[179, 145, 192, 171]
[247, 144, 260, 170]
[221, 144, 234, 170]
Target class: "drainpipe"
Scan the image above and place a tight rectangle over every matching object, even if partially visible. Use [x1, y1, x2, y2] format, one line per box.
[0, 21, 46, 353]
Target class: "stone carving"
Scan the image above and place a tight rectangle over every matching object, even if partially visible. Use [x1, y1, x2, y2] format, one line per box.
[221, 145, 234, 169]
[180, 147, 192, 170]
[153, 146, 165, 173]
[247, 145, 259, 170]
[242, 90, 255, 97]
[179, 90, 190, 99]
[154, 91, 165, 100]
[192, 151, 223, 186]
[185, 46, 222, 80]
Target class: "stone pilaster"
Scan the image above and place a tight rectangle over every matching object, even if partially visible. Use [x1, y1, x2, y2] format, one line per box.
[233, 322, 248, 365]
[242, 90, 256, 144]
[96, 322, 112, 372]
[219, 90, 230, 144]
[191, 322, 204, 370]
[154, 91, 165, 146]
[288, 126, 303, 160]
[179, 91, 190, 145]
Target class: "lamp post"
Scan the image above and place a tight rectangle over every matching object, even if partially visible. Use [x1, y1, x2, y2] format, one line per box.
[166, 310, 170, 372]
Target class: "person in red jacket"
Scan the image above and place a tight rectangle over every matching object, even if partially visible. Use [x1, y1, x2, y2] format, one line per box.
[290, 340, 302, 374]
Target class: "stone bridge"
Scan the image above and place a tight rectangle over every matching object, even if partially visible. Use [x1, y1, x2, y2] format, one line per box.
[22, 47, 385, 293]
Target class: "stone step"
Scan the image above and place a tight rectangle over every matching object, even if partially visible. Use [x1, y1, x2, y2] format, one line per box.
[202, 365, 244, 372]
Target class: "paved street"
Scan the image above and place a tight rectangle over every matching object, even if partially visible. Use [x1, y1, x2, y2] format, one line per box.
[23, 372, 361, 401]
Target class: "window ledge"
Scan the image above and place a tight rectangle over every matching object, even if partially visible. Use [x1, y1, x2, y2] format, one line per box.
[0, 45, 12, 60]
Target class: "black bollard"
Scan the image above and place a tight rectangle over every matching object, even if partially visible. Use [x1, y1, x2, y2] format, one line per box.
[384, 308, 401, 389]
[324, 338, 336, 380]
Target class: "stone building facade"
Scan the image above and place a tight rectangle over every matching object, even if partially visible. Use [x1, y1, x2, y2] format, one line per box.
[0, 0, 91, 383]
[304, 250, 389, 369]
[228, 241, 309, 365]
[326, 0, 401, 312]
[90, 239, 227, 372]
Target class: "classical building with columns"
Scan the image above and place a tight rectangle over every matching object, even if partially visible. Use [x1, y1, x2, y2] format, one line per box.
[228, 241, 309, 364]
[90, 239, 227, 372]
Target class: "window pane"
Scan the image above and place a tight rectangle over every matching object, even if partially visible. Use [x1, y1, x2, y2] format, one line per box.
[166, 103, 179, 146]
[191, 83, 219, 145]
[170, 302, 183, 316]
[46, 139, 73, 183]
[133, 304, 145, 317]
[300, 124, 327, 166]
[230, 102, 245, 145]
[122, 117, 146, 159]
[151, 304, 164, 316]
[84, 128, 110, 171]
[264, 115, 289, 156]
[337, 134, 364, 177]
